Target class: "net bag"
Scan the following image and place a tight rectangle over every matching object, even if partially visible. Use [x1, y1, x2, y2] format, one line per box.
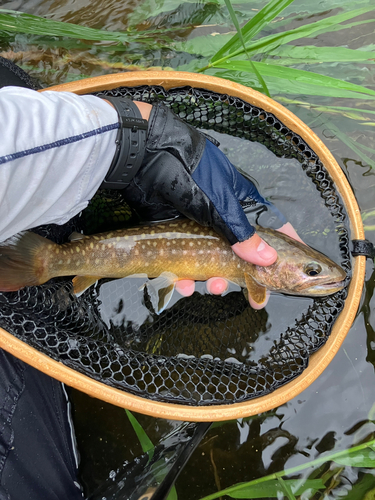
[0, 73, 365, 422]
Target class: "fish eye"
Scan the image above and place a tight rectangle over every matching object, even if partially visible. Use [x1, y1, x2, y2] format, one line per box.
[304, 262, 322, 277]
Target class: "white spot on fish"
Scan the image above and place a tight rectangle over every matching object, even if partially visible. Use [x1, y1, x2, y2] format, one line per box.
[141, 234, 146, 239]
[147, 251, 152, 256]
[135, 249, 139, 255]
[153, 242, 157, 247]
[189, 242, 194, 247]
[95, 258, 100, 264]
[167, 242, 171, 246]
[90, 243, 94, 249]
[58, 260, 63, 265]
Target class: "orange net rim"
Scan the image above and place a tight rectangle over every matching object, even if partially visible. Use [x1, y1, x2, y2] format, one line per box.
[0, 72, 365, 421]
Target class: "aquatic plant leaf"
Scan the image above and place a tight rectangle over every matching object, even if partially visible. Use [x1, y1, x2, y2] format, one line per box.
[210, 61, 375, 100]
[344, 473, 375, 500]
[173, 34, 233, 58]
[127, 0, 220, 26]
[125, 410, 154, 455]
[277, 97, 375, 122]
[220, 478, 324, 498]
[264, 45, 375, 65]
[0, 9, 142, 43]
[332, 447, 375, 467]
[205, 6, 375, 69]
[322, 119, 375, 170]
[223, 0, 270, 96]
[211, 0, 296, 63]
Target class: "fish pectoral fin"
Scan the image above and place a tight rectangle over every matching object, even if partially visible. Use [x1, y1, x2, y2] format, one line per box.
[72, 275, 102, 296]
[244, 273, 267, 306]
[69, 231, 86, 242]
[145, 272, 178, 315]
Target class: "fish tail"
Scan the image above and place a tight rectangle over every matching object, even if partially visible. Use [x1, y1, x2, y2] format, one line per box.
[0, 231, 54, 291]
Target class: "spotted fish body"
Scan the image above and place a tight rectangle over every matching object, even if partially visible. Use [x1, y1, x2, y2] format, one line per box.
[0, 220, 346, 306]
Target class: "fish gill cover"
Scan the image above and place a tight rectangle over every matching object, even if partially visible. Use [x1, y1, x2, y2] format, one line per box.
[0, 86, 350, 406]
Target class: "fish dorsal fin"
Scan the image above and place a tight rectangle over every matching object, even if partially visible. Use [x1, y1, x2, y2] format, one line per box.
[72, 275, 102, 296]
[69, 231, 86, 242]
[244, 273, 267, 306]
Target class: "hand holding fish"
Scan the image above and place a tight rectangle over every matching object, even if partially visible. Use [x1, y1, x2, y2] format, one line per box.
[108, 100, 303, 307]
[0, 90, 309, 310]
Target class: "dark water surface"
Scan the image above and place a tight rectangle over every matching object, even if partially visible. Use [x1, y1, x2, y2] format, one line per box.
[0, 0, 374, 498]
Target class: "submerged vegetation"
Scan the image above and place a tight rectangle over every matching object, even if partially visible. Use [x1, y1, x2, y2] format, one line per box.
[0, 0, 374, 176]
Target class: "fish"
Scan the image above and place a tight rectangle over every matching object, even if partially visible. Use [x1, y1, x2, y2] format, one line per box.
[0, 219, 346, 312]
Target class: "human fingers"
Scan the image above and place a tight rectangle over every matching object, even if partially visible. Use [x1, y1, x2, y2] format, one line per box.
[175, 279, 195, 297]
[176, 278, 229, 297]
[206, 277, 228, 295]
[231, 232, 277, 266]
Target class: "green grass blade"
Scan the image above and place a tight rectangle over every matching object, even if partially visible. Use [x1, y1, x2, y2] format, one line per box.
[189, 17, 374, 64]
[264, 45, 375, 65]
[212, 61, 375, 99]
[224, 479, 324, 498]
[277, 97, 375, 122]
[0, 9, 137, 43]
[198, 438, 375, 500]
[212, 0, 296, 63]
[321, 119, 375, 169]
[204, 7, 375, 70]
[223, 0, 270, 96]
[125, 410, 154, 455]
[333, 448, 375, 467]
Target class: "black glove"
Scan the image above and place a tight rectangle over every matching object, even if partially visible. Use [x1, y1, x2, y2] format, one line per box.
[115, 102, 287, 245]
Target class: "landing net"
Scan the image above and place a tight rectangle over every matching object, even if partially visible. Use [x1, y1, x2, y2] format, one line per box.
[0, 86, 350, 406]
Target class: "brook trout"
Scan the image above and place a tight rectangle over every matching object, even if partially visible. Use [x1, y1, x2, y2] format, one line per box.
[0, 219, 346, 311]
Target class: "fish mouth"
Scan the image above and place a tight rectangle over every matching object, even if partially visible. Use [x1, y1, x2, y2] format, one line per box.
[307, 278, 348, 295]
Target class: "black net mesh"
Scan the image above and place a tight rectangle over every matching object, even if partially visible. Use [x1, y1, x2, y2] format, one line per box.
[0, 86, 350, 406]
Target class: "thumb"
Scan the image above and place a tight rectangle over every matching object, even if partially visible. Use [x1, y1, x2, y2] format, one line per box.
[232, 233, 277, 266]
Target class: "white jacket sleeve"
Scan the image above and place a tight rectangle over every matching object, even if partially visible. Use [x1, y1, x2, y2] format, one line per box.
[0, 86, 119, 242]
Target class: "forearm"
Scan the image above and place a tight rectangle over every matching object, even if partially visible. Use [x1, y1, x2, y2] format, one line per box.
[0, 88, 123, 242]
